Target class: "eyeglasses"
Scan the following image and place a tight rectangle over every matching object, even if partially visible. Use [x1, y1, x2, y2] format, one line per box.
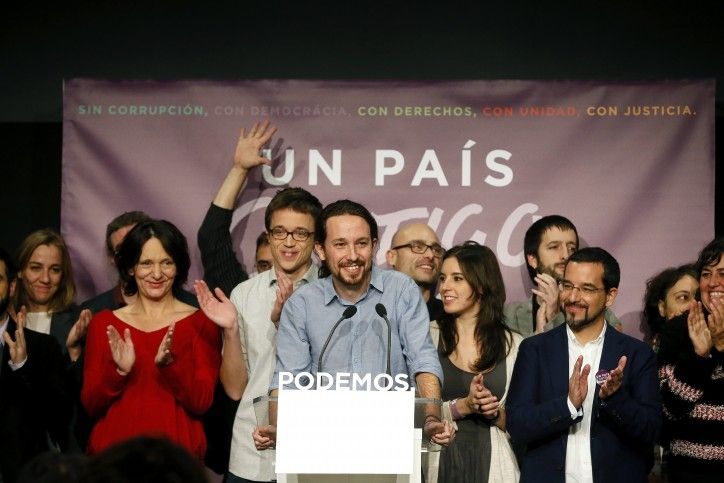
[558, 281, 605, 297]
[269, 227, 312, 242]
[391, 240, 444, 257]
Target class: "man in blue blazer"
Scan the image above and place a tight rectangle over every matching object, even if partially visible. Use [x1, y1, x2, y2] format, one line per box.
[507, 247, 661, 483]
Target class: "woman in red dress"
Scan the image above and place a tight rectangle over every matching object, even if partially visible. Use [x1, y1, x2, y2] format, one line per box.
[81, 219, 235, 459]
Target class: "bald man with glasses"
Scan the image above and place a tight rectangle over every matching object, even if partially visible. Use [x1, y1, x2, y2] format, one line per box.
[386, 222, 445, 321]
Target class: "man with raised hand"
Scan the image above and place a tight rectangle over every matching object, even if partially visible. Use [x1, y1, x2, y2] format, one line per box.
[201, 123, 324, 483]
[197, 121, 277, 297]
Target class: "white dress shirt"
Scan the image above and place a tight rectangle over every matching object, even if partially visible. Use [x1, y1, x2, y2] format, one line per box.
[227, 264, 317, 481]
[565, 322, 607, 483]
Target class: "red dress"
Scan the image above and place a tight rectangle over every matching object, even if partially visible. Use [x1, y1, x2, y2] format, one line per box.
[81, 309, 221, 458]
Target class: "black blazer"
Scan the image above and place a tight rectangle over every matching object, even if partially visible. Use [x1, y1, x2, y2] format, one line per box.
[0, 317, 72, 483]
[49, 309, 77, 356]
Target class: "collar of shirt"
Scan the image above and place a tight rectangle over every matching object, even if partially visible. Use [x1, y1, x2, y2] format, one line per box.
[321, 265, 385, 305]
[269, 263, 318, 289]
[565, 319, 607, 349]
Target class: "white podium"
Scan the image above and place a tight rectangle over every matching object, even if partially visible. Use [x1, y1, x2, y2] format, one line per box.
[253, 392, 442, 483]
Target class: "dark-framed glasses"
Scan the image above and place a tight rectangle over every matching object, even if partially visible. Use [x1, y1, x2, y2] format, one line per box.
[391, 240, 444, 257]
[269, 227, 312, 242]
[558, 281, 604, 297]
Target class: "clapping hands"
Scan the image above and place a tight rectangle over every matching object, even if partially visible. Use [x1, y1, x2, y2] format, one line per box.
[3, 305, 28, 365]
[194, 280, 237, 331]
[107, 325, 135, 375]
[468, 373, 501, 420]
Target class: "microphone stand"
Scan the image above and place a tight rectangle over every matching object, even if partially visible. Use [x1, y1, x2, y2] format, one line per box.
[318, 305, 357, 374]
[375, 303, 392, 377]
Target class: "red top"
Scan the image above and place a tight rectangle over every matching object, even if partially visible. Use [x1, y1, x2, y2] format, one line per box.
[81, 309, 221, 458]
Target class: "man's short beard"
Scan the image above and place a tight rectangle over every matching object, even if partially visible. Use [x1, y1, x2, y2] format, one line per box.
[537, 263, 562, 281]
[565, 306, 597, 332]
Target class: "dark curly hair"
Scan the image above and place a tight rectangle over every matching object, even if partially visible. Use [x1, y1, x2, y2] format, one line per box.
[641, 264, 697, 342]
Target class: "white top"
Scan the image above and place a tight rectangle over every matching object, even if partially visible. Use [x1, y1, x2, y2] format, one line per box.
[25, 311, 52, 335]
[227, 264, 317, 481]
[565, 322, 607, 483]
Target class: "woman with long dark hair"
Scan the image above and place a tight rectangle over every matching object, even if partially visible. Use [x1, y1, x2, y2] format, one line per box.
[434, 242, 521, 482]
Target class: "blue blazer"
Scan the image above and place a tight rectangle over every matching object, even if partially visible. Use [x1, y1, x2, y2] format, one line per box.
[506, 323, 661, 483]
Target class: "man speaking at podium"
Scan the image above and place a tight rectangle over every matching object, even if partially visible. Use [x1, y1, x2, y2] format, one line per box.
[256, 199, 453, 449]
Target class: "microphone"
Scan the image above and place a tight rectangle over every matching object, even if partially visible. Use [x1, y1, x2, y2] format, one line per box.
[375, 303, 392, 377]
[318, 305, 358, 374]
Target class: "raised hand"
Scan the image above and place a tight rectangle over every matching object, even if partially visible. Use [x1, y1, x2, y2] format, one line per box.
[270, 269, 293, 328]
[107, 325, 135, 375]
[568, 355, 590, 409]
[194, 280, 237, 330]
[533, 273, 560, 333]
[3, 305, 28, 364]
[599, 356, 627, 399]
[67, 308, 92, 361]
[687, 300, 712, 357]
[154, 321, 176, 367]
[234, 121, 278, 170]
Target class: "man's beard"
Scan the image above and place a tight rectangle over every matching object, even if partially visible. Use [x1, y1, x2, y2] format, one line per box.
[564, 303, 604, 332]
[336, 259, 370, 288]
[537, 263, 563, 281]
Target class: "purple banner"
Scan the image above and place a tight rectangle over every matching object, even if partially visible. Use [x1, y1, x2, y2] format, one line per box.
[62, 79, 715, 337]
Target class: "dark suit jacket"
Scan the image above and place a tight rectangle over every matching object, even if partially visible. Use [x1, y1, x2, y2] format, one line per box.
[506, 323, 661, 483]
[49, 309, 77, 357]
[0, 318, 72, 483]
